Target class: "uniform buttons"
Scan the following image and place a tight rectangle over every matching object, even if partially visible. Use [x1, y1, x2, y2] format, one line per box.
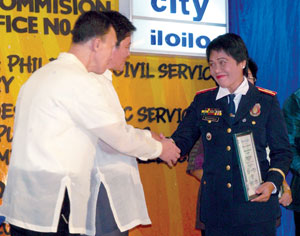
[252, 121, 256, 125]
[227, 128, 232, 133]
[226, 146, 231, 151]
[227, 183, 232, 188]
[203, 181, 207, 185]
[226, 165, 231, 171]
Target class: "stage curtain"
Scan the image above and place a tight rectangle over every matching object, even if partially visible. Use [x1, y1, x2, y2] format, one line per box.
[229, 1, 300, 235]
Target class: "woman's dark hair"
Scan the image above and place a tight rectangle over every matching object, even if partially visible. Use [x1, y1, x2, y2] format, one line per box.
[72, 11, 112, 43]
[248, 57, 258, 80]
[206, 33, 249, 76]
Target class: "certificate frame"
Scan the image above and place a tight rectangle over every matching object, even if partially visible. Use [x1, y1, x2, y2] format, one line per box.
[233, 131, 263, 201]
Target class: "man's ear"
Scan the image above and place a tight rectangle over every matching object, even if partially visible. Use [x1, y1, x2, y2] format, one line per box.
[91, 37, 103, 52]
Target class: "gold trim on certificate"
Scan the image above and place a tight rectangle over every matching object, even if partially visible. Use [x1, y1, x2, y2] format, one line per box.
[233, 131, 263, 201]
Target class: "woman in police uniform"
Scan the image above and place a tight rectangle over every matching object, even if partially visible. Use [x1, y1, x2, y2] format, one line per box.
[171, 33, 292, 236]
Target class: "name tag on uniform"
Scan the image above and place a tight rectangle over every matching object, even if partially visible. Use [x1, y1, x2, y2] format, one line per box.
[201, 108, 222, 123]
[233, 131, 263, 201]
[202, 116, 219, 123]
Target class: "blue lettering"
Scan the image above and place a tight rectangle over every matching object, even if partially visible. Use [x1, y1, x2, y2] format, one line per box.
[181, 32, 187, 47]
[151, 0, 167, 12]
[188, 32, 193, 48]
[170, 0, 176, 13]
[165, 33, 180, 46]
[180, 0, 189, 14]
[195, 35, 210, 48]
[150, 29, 211, 50]
[193, 0, 209, 21]
[151, 30, 163, 45]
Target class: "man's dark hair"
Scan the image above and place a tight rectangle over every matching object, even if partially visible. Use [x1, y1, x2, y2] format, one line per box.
[102, 10, 136, 46]
[248, 58, 258, 80]
[206, 33, 249, 76]
[72, 11, 112, 43]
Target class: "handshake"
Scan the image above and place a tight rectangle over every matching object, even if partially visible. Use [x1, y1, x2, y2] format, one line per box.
[151, 131, 181, 167]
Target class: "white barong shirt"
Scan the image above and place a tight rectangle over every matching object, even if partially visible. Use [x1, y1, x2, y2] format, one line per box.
[0, 53, 162, 235]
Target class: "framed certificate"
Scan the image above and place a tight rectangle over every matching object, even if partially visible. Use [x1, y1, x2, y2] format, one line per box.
[233, 131, 262, 201]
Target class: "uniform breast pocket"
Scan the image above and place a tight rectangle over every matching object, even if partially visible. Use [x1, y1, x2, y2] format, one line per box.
[199, 119, 225, 147]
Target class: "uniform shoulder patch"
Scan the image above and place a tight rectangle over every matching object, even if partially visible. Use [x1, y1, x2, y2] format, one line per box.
[196, 86, 217, 95]
[257, 86, 277, 96]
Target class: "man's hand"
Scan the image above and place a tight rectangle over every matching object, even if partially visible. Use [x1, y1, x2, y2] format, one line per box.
[151, 131, 163, 141]
[251, 182, 274, 202]
[159, 139, 180, 167]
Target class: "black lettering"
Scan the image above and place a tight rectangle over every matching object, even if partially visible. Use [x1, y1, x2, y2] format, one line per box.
[203, 66, 213, 80]
[166, 108, 179, 122]
[130, 63, 141, 78]
[7, 55, 43, 73]
[137, 107, 147, 122]
[28, 16, 38, 33]
[124, 106, 133, 122]
[18, 57, 32, 73]
[78, 0, 95, 13]
[189, 65, 202, 80]
[155, 107, 166, 123]
[0, 75, 14, 93]
[31, 57, 43, 72]
[167, 64, 179, 79]
[44, 18, 72, 35]
[145, 62, 155, 78]
[44, 18, 59, 35]
[72, 0, 78, 14]
[1, 103, 14, 120]
[60, 0, 73, 14]
[177, 64, 188, 79]
[59, 18, 71, 35]
[0, 15, 37, 33]
[35, 0, 51, 13]
[0, 0, 16, 10]
[180, 108, 188, 122]
[147, 107, 156, 122]
[7, 55, 20, 72]
[53, 0, 58, 13]
[0, 149, 10, 165]
[112, 70, 123, 77]
[96, 0, 110, 11]
[0, 125, 13, 142]
[140, 62, 146, 78]
[158, 63, 168, 78]
[12, 16, 27, 33]
[17, 0, 34, 12]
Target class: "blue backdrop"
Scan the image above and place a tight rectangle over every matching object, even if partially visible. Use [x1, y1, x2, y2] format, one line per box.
[229, 1, 300, 235]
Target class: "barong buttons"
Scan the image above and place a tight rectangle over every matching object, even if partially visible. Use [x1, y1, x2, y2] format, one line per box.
[226, 165, 231, 171]
[227, 128, 232, 133]
[226, 146, 231, 151]
[227, 183, 232, 188]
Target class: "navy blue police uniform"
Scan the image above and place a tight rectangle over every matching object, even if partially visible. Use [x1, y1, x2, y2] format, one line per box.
[171, 82, 292, 236]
